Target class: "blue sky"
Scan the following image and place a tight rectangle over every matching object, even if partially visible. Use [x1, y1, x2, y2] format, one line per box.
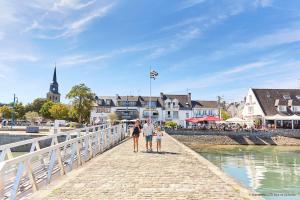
[1, 0, 300, 104]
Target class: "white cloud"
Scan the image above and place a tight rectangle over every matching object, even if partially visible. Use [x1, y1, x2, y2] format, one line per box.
[0, 53, 39, 62]
[52, 0, 96, 11]
[176, 0, 206, 11]
[254, 0, 272, 8]
[58, 54, 110, 66]
[236, 27, 300, 49]
[160, 59, 276, 92]
[21, 1, 116, 39]
[148, 27, 201, 59]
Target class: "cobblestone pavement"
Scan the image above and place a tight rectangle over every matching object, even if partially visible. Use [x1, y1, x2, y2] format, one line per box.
[35, 134, 258, 200]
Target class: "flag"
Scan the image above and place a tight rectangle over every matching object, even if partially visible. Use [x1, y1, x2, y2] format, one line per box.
[150, 70, 158, 79]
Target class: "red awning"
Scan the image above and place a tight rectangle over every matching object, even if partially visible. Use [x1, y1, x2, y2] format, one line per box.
[186, 116, 222, 123]
[202, 116, 223, 121]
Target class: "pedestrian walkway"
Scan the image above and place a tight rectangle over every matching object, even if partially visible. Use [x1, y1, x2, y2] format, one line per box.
[31, 134, 259, 200]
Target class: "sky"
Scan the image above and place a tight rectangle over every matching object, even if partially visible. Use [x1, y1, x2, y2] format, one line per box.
[1, 0, 300, 104]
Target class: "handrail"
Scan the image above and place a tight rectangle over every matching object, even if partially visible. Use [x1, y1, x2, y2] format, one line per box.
[0, 124, 109, 162]
[0, 123, 128, 200]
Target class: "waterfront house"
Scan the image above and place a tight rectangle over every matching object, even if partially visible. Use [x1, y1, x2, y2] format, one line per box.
[242, 88, 300, 129]
[139, 96, 164, 122]
[160, 92, 192, 127]
[192, 100, 219, 118]
[90, 96, 116, 124]
[90, 92, 219, 128]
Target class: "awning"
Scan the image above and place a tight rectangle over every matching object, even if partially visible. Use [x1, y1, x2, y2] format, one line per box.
[266, 114, 300, 120]
[186, 116, 222, 123]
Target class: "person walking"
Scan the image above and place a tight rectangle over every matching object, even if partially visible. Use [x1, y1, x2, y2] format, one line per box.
[132, 120, 141, 153]
[143, 118, 154, 152]
[156, 126, 163, 152]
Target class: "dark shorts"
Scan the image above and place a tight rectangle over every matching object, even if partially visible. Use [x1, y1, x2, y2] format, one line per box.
[145, 135, 152, 142]
[132, 134, 139, 138]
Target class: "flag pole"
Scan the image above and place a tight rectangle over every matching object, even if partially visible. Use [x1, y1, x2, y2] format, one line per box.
[149, 66, 152, 121]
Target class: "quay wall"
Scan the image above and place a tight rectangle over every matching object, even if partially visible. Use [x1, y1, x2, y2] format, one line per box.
[168, 129, 300, 146]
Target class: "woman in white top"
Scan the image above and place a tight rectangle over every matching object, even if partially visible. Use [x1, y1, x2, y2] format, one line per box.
[156, 126, 163, 152]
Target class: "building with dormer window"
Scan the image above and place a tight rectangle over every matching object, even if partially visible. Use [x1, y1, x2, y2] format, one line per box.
[242, 88, 300, 129]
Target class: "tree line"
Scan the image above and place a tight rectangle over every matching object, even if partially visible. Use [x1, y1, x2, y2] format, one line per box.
[0, 83, 95, 124]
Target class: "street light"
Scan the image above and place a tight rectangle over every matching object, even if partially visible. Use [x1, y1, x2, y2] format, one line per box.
[11, 93, 18, 129]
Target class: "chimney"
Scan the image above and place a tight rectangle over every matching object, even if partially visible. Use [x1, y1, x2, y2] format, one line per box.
[288, 99, 293, 107]
[160, 92, 164, 98]
[274, 99, 279, 107]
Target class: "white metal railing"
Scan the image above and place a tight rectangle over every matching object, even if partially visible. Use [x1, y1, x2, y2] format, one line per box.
[0, 124, 110, 162]
[0, 123, 128, 200]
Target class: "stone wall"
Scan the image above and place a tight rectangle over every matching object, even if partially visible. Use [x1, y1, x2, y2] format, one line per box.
[168, 129, 300, 146]
[167, 129, 300, 138]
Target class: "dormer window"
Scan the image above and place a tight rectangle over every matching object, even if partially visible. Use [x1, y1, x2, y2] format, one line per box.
[283, 95, 291, 100]
[278, 105, 287, 112]
[296, 95, 300, 100]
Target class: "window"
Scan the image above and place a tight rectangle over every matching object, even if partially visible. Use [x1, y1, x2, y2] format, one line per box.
[173, 111, 178, 119]
[293, 106, 300, 112]
[248, 106, 254, 114]
[106, 99, 111, 105]
[283, 95, 291, 100]
[249, 95, 253, 103]
[186, 113, 189, 118]
[296, 95, 300, 100]
[173, 102, 176, 107]
[278, 105, 287, 112]
[167, 111, 171, 118]
[147, 101, 157, 107]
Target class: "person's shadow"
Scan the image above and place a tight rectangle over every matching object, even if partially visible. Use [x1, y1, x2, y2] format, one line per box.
[140, 151, 180, 155]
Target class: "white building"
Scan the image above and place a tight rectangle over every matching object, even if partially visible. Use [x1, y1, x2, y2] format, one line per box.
[90, 92, 219, 128]
[242, 88, 300, 129]
[192, 100, 219, 117]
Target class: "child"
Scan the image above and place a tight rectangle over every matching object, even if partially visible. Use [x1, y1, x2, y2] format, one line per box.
[156, 126, 163, 152]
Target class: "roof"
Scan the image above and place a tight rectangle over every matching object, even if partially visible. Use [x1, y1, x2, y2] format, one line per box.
[140, 96, 163, 107]
[94, 96, 116, 107]
[161, 93, 192, 109]
[252, 88, 300, 116]
[192, 100, 218, 108]
[117, 96, 140, 102]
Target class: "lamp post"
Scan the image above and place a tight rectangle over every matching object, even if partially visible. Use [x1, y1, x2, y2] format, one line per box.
[149, 68, 158, 122]
[11, 94, 18, 129]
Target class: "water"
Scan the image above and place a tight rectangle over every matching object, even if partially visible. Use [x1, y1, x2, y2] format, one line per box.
[193, 145, 300, 200]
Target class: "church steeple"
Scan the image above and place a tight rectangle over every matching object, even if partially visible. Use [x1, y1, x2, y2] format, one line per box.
[47, 65, 61, 103]
[53, 65, 57, 84]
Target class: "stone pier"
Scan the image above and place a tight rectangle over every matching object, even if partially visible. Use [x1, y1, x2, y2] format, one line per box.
[31, 134, 260, 200]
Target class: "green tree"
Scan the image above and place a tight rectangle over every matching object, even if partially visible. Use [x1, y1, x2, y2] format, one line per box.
[49, 103, 69, 120]
[40, 101, 55, 119]
[14, 103, 25, 119]
[25, 111, 40, 124]
[66, 84, 95, 124]
[165, 121, 177, 129]
[220, 109, 230, 120]
[0, 105, 12, 119]
[25, 98, 47, 113]
[108, 112, 118, 125]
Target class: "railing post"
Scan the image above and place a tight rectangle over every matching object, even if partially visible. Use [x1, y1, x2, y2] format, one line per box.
[24, 160, 38, 192]
[76, 140, 82, 166]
